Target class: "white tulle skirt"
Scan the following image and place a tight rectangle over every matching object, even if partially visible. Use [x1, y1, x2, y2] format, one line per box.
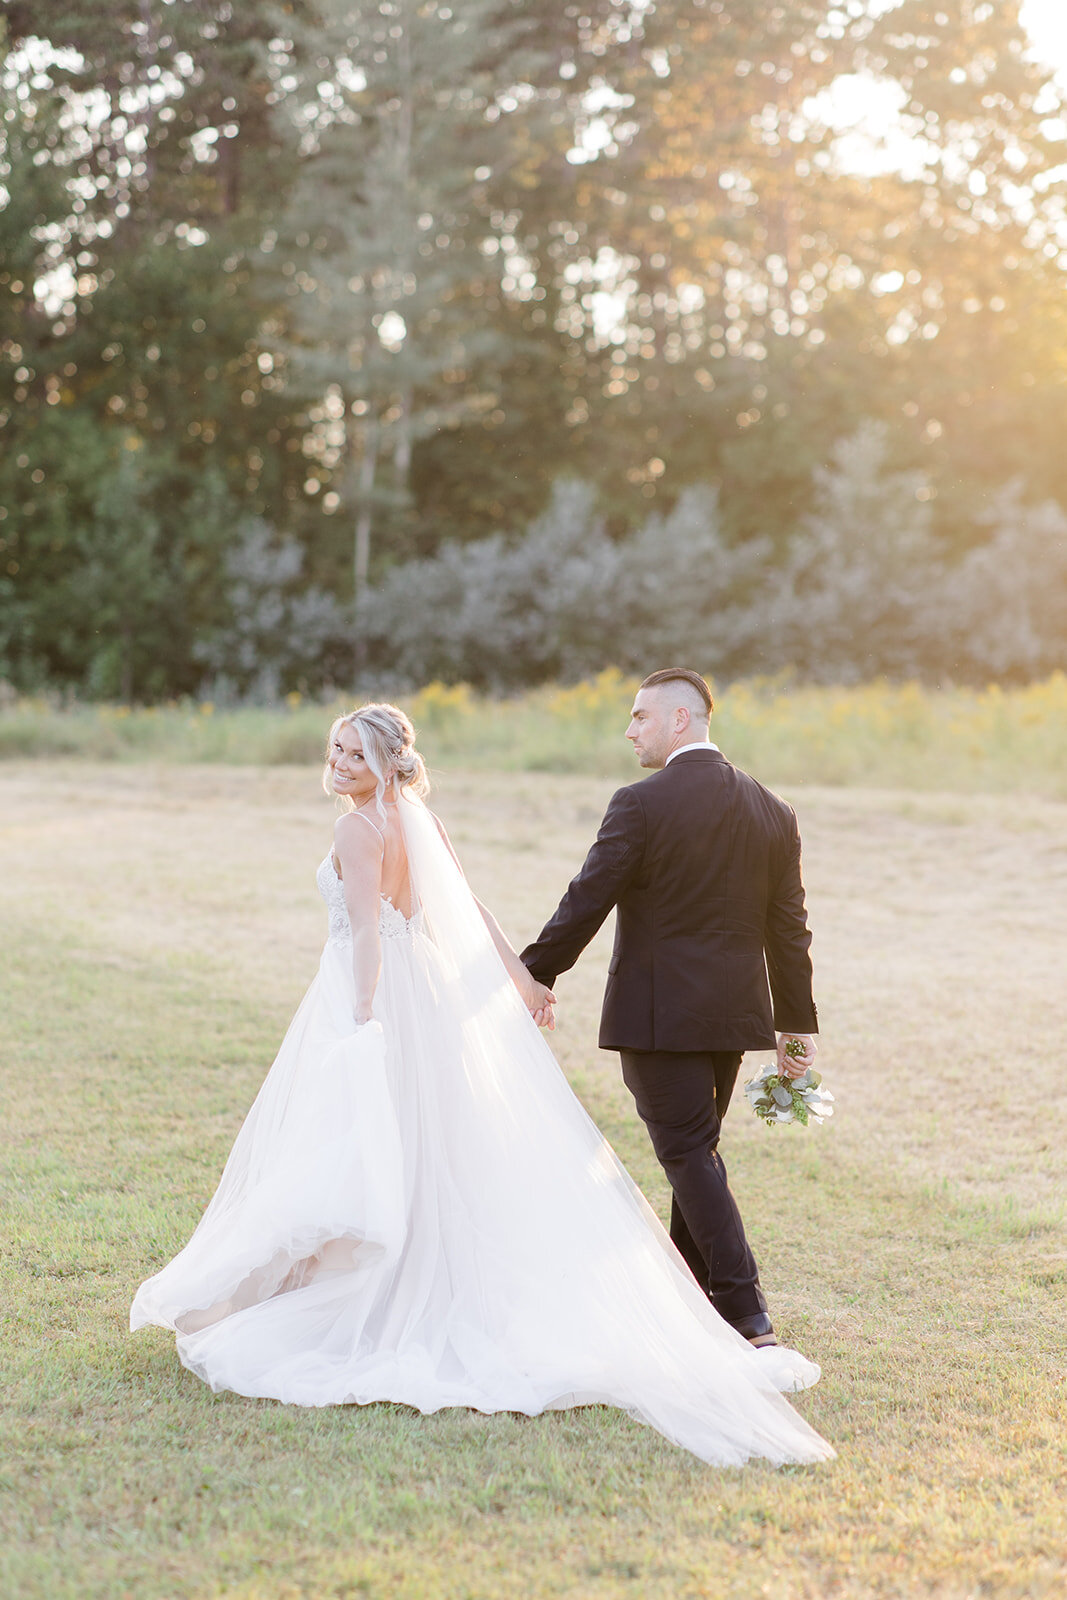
[131, 801, 833, 1468]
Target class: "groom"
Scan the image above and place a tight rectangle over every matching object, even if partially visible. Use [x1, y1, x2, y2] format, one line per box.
[521, 668, 818, 1349]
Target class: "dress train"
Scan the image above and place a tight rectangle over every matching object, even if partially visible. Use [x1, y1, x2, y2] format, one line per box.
[131, 796, 833, 1467]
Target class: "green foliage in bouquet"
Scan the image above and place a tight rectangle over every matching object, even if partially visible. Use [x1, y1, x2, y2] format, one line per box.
[743, 1063, 835, 1128]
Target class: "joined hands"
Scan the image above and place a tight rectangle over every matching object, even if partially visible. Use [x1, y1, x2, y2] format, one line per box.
[522, 975, 557, 1031]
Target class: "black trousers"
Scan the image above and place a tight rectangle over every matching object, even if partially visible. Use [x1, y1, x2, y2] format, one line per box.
[619, 1048, 767, 1327]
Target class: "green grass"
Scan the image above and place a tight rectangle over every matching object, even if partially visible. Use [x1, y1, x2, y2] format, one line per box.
[3, 670, 1067, 798]
[2, 765, 1066, 1598]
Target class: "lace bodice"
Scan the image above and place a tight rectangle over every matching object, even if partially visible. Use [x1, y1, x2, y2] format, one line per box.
[315, 854, 415, 943]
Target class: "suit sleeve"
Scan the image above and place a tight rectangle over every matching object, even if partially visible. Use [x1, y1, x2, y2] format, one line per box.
[764, 814, 819, 1034]
[520, 785, 644, 986]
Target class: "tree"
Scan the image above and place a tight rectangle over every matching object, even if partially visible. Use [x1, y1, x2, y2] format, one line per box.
[272, 0, 556, 600]
[0, 2, 310, 693]
[5, 1, 1067, 697]
[523, 0, 1067, 544]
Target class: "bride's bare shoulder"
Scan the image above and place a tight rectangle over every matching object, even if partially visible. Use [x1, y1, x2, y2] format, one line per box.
[334, 809, 385, 854]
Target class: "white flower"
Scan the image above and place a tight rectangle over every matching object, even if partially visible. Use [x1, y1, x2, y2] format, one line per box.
[743, 1059, 835, 1130]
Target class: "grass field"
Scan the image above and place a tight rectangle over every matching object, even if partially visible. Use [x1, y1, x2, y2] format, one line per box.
[3, 672, 1067, 799]
[2, 758, 1066, 1599]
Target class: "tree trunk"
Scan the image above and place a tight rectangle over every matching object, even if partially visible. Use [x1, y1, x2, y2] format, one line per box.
[352, 414, 379, 675]
[121, 623, 134, 705]
[354, 415, 379, 599]
[394, 384, 413, 491]
[137, 0, 159, 191]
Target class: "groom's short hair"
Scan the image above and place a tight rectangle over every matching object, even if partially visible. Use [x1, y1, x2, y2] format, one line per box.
[640, 668, 714, 717]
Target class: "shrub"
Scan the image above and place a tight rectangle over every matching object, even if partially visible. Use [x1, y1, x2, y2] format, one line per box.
[759, 422, 944, 682]
[934, 486, 1067, 682]
[358, 481, 771, 688]
[193, 519, 350, 701]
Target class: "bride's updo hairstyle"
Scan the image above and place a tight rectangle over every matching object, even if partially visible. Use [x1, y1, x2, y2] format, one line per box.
[323, 701, 430, 815]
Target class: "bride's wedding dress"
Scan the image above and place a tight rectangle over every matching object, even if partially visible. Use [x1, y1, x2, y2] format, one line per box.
[131, 794, 832, 1467]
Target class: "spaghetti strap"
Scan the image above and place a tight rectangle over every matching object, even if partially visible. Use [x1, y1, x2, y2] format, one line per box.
[352, 809, 385, 844]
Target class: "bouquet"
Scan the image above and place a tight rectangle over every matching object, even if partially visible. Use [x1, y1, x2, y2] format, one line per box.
[744, 1044, 835, 1128]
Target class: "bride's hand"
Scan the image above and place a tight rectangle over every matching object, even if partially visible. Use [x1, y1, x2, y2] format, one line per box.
[518, 972, 557, 1030]
[532, 997, 556, 1031]
[532, 991, 556, 1031]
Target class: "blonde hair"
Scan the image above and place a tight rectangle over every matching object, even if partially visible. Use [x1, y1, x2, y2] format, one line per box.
[323, 701, 430, 815]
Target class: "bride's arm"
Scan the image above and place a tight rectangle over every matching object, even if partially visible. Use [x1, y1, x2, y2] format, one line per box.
[334, 813, 384, 1025]
[430, 810, 556, 1027]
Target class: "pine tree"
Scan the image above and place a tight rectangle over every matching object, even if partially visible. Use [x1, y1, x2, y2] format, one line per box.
[0, 2, 309, 693]
[271, 0, 548, 599]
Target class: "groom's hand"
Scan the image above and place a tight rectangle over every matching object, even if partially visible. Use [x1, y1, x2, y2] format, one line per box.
[776, 1032, 817, 1077]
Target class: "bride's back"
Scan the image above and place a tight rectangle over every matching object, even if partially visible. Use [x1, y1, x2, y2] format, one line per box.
[372, 805, 413, 917]
[333, 804, 414, 918]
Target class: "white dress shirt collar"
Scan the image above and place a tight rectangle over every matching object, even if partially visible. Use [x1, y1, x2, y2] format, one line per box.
[665, 741, 720, 764]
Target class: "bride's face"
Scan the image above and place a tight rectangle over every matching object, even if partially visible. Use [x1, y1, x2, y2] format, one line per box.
[328, 724, 378, 804]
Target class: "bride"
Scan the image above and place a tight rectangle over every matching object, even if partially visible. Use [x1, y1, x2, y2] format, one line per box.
[131, 703, 833, 1468]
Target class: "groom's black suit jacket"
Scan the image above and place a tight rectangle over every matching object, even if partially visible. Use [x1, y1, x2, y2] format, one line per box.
[521, 749, 817, 1053]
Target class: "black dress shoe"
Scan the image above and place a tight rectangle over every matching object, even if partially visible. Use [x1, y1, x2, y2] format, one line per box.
[730, 1312, 778, 1348]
